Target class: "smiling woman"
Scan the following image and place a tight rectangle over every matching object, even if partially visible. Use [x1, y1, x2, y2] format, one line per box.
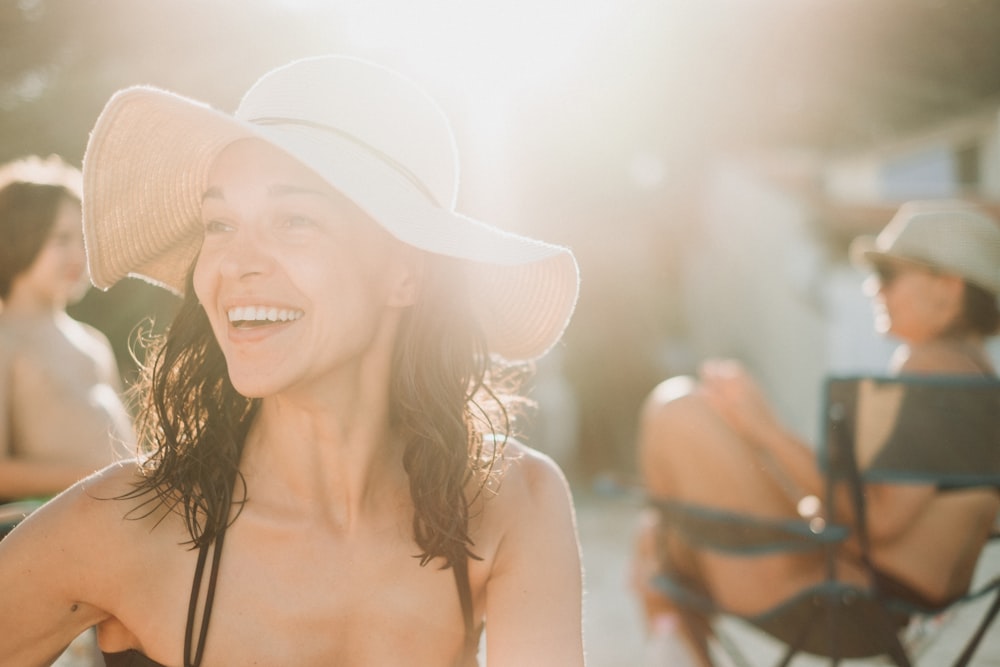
[0, 56, 583, 667]
[192, 139, 416, 399]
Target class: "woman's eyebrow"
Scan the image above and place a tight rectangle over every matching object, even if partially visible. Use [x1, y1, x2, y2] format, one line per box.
[268, 184, 332, 199]
[200, 185, 331, 202]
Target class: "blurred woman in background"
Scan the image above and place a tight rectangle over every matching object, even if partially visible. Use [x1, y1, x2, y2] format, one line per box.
[0, 154, 132, 520]
[632, 201, 1000, 665]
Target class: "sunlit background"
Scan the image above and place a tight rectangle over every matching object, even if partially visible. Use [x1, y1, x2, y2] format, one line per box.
[5, 0, 1000, 480]
[5, 3, 1000, 661]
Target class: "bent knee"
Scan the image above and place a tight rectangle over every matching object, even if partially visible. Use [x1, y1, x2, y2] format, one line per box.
[638, 377, 722, 479]
[641, 377, 718, 437]
[649, 375, 699, 405]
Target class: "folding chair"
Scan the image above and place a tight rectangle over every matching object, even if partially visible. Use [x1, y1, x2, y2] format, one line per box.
[649, 375, 1000, 666]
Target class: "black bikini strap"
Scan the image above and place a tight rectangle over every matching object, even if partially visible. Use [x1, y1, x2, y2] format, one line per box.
[184, 527, 227, 667]
[181, 524, 469, 663]
[452, 554, 476, 654]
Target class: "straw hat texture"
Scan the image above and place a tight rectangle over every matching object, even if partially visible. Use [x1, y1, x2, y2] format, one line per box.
[850, 199, 1000, 295]
[82, 55, 579, 361]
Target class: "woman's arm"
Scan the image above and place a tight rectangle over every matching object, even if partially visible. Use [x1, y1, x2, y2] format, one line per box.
[0, 493, 105, 665]
[484, 446, 585, 666]
[0, 468, 127, 665]
[697, 360, 826, 504]
[697, 359, 938, 542]
[78, 321, 126, 391]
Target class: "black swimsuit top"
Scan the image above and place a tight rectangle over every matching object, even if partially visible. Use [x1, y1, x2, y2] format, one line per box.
[102, 521, 227, 667]
[102, 525, 477, 667]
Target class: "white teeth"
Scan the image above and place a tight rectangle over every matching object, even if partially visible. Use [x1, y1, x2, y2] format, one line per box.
[227, 306, 303, 323]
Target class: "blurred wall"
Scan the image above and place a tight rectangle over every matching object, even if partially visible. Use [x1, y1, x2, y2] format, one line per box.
[679, 159, 829, 440]
[671, 103, 1000, 447]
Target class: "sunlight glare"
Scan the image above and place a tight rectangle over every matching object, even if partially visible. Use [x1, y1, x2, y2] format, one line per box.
[343, 0, 617, 98]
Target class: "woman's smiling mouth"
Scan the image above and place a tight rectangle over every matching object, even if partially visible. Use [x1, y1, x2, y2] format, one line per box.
[227, 306, 304, 328]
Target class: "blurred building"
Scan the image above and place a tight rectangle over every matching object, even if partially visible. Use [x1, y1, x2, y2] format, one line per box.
[677, 103, 1000, 442]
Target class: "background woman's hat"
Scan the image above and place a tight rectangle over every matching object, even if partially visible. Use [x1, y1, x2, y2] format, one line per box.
[83, 55, 579, 361]
[849, 199, 1000, 295]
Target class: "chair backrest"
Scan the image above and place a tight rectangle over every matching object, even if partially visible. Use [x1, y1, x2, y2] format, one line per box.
[819, 375, 1000, 488]
[816, 375, 1000, 667]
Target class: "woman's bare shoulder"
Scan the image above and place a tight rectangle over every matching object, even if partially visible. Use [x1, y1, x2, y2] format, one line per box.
[11, 460, 179, 548]
[898, 340, 993, 375]
[65, 459, 146, 507]
[0, 460, 191, 658]
[493, 439, 572, 501]
[472, 438, 576, 540]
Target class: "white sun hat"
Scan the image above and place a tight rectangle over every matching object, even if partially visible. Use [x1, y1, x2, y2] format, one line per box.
[82, 55, 579, 361]
[850, 199, 1000, 296]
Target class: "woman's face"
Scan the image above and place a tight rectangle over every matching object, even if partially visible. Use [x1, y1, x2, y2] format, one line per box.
[193, 139, 420, 399]
[13, 198, 89, 308]
[865, 257, 963, 343]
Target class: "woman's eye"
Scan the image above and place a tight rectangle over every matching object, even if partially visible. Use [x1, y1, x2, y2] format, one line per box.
[282, 215, 317, 229]
[203, 219, 233, 234]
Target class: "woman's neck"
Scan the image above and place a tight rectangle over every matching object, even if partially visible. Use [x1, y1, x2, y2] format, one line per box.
[0, 293, 62, 319]
[0, 301, 64, 329]
[238, 396, 406, 531]
[892, 335, 994, 375]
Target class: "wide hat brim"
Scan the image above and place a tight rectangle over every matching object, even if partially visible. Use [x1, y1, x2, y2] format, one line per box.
[83, 64, 579, 361]
[848, 201, 1000, 296]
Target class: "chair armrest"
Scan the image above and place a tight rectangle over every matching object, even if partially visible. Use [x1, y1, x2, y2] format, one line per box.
[650, 498, 849, 555]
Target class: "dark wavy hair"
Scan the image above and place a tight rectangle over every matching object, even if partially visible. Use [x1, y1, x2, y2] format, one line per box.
[0, 155, 82, 300]
[122, 254, 526, 570]
[959, 281, 1000, 337]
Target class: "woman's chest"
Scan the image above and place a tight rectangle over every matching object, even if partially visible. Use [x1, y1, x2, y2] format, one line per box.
[115, 518, 486, 666]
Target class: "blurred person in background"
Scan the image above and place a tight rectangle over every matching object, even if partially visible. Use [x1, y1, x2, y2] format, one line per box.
[0, 155, 133, 525]
[0, 154, 134, 667]
[0, 56, 583, 667]
[631, 201, 1000, 666]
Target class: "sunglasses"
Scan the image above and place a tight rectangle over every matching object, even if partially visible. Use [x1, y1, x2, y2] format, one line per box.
[872, 262, 900, 285]
[872, 259, 936, 286]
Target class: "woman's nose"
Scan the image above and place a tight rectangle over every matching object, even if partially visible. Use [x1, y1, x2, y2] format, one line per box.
[219, 228, 274, 279]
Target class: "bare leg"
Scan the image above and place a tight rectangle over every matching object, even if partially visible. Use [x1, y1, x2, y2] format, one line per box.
[636, 378, 835, 618]
[631, 508, 713, 666]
